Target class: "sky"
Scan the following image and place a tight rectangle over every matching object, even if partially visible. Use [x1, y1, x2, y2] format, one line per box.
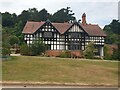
[0, 0, 119, 28]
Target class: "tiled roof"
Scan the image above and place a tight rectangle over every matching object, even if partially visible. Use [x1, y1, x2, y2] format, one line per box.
[52, 22, 71, 34]
[22, 21, 106, 36]
[22, 21, 45, 34]
[80, 24, 106, 36]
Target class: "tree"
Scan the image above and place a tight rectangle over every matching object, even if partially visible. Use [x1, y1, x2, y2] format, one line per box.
[103, 19, 120, 60]
[2, 29, 11, 56]
[52, 7, 76, 23]
[103, 19, 120, 44]
[2, 12, 17, 27]
[9, 35, 19, 46]
[28, 8, 39, 21]
[38, 9, 51, 21]
[83, 42, 95, 59]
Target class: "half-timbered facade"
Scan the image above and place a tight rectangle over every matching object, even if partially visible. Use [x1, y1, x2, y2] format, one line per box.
[22, 13, 106, 57]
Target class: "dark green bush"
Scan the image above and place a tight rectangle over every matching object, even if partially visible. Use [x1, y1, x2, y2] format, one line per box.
[2, 48, 10, 56]
[20, 41, 46, 56]
[29, 42, 46, 56]
[20, 43, 29, 55]
[2, 41, 11, 56]
[111, 48, 120, 60]
[9, 35, 19, 46]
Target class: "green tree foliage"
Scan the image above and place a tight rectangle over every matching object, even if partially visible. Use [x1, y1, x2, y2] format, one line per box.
[17, 10, 30, 26]
[103, 19, 120, 60]
[2, 47, 10, 56]
[104, 44, 112, 60]
[104, 44, 120, 60]
[2, 29, 11, 56]
[111, 49, 119, 60]
[20, 43, 29, 55]
[17, 8, 51, 25]
[9, 35, 19, 46]
[83, 42, 95, 59]
[103, 19, 120, 44]
[2, 12, 17, 27]
[28, 8, 39, 21]
[20, 40, 46, 56]
[38, 9, 52, 21]
[2, 39, 11, 56]
[29, 40, 46, 56]
[52, 7, 76, 22]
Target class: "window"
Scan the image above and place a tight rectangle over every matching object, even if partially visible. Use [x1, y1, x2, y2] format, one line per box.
[43, 32, 53, 38]
[70, 33, 81, 38]
[68, 44, 81, 50]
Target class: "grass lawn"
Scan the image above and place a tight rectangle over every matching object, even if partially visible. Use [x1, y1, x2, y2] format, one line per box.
[2, 56, 118, 86]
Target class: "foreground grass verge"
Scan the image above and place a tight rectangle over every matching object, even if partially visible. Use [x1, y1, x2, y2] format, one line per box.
[2, 56, 118, 86]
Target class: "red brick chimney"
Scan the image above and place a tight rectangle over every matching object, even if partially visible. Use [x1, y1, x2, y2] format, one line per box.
[82, 13, 87, 25]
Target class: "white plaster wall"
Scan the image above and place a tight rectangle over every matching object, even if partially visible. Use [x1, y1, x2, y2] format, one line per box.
[54, 45, 56, 50]
[57, 45, 60, 50]
[51, 45, 53, 50]
[66, 46, 68, 50]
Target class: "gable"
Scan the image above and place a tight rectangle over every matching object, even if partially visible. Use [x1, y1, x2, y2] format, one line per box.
[22, 21, 45, 34]
[38, 22, 58, 32]
[68, 24, 83, 32]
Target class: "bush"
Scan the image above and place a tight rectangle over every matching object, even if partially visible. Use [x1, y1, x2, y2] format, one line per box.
[104, 45, 112, 60]
[9, 35, 19, 46]
[20, 41, 46, 56]
[83, 42, 95, 59]
[29, 41, 46, 56]
[60, 50, 71, 58]
[20, 43, 29, 55]
[111, 48, 120, 60]
[2, 48, 10, 56]
[2, 41, 11, 56]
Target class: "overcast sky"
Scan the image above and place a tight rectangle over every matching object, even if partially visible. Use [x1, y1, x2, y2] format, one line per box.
[0, 0, 119, 28]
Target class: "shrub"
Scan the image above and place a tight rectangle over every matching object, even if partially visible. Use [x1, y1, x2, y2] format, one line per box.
[9, 35, 19, 46]
[20, 43, 29, 55]
[83, 42, 95, 59]
[2, 41, 11, 56]
[2, 48, 10, 56]
[20, 40, 46, 56]
[60, 50, 71, 58]
[104, 45, 112, 60]
[29, 41, 46, 56]
[111, 48, 120, 60]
